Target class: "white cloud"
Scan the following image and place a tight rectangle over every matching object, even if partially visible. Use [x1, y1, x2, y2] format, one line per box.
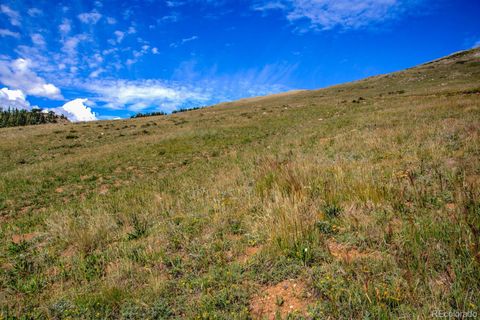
[81, 79, 209, 111]
[125, 58, 136, 66]
[52, 98, 97, 122]
[0, 87, 33, 110]
[106, 17, 117, 24]
[27, 8, 43, 17]
[253, 0, 415, 31]
[31, 34, 46, 47]
[0, 28, 20, 38]
[182, 35, 198, 43]
[59, 19, 72, 35]
[114, 30, 125, 43]
[89, 68, 105, 78]
[74, 60, 293, 112]
[170, 35, 198, 48]
[61, 34, 89, 65]
[152, 47, 159, 54]
[252, 1, 287, 11]
[0, 5, 21, 26]
[78, 11, 102, 24]
[0, 58, 63, 99]
[1, 91, 96, 123]
[160, 14, 180, 23]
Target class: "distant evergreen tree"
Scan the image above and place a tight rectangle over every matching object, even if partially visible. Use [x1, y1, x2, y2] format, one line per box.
[131, 111, 168, 118]
[171, 106, 202, 114]
[0, 107, 67, 128]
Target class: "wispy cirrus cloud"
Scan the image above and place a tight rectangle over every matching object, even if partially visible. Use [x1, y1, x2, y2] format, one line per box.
[252, 0, 421, 31]
[27, 8, 43, 17]
[252, 1, 287, 11]
[170, 35, 198, 48]
[0, 28, 20, 38]
[80, 79, 209, 111]
[0, 4, 21, 26]
[65, 60, 295, 113]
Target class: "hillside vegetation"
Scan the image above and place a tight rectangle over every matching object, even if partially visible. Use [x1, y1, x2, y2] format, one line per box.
[0, 108, 68, 128]
[0, 49, 479, 319]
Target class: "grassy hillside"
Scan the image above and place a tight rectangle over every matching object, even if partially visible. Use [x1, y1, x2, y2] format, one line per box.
[1, 48, 479, 319]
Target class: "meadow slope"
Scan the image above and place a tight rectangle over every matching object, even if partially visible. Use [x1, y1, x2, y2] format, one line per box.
[1, 48, 479, 319]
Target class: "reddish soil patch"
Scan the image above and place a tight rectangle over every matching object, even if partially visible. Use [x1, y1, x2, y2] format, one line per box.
[250, 279, 312, 319]
[55, 187, 64, 193]
[445, 203, 456, 211]
[11, 232, 37, 244]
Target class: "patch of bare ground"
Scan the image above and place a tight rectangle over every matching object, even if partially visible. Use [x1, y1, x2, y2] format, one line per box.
[327, 239, 382, 263]
[11, 232, 38, 244]
[250, 279, 313, 319]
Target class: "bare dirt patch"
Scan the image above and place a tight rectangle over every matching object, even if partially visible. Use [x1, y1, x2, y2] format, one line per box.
[11, 232, 37, 244]
[445, 203, 456, 211]
[250, 279, 312, 319]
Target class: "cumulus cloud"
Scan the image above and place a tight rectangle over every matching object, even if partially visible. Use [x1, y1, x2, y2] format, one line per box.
[0, 88, 96, 122]
[0, 28, 20, 38]
[51, 98, 97, 122]
[0, 87, 33, 110]
[78, 11, 102, 24]
[0, 5, 21, 26]
[0, 58, 63, 99]
[253, 0, 417, 31]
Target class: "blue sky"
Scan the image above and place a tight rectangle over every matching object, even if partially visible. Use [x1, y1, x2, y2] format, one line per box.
[0, 0, 479, 121]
